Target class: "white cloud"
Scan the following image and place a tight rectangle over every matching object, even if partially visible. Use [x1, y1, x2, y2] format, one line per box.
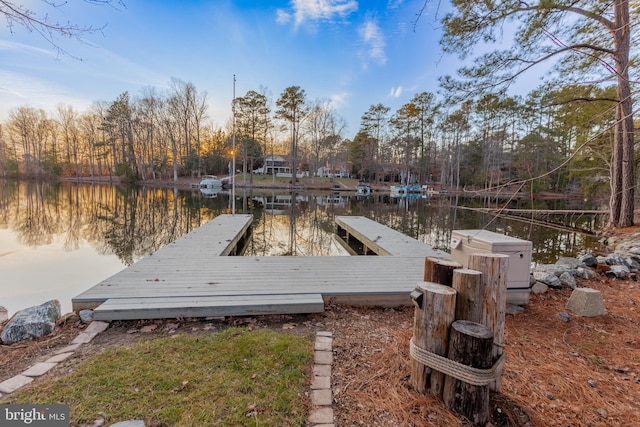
[329, 91, 350, 109]
[276, 9, 291, 25]
[388, 86, 402, 98]
[277, 0, 358, 29]
[358, 16, 386, 68]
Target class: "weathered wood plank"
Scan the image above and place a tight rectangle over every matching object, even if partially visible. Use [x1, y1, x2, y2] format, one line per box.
[335, 215, 449, 258]
[93, 294, 324, 320]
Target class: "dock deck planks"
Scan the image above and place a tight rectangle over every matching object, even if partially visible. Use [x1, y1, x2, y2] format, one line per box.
[73, 214, 447, 320]
[335, 215, 449, 258]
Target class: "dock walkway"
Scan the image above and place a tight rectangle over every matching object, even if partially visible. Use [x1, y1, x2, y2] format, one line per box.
[73, 215, 445, 320]
[335, 215, 449, 258]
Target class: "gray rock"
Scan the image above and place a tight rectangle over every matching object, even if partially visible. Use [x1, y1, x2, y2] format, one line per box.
[625, 257, 640, 271]
[577, 267, 598, 280]
[556, 257, 580, 269]
[0, 306, 7, 323]
[0, 300, 61, 345]
[79, 309, 94, 323]
[533, 271, 562, 288]
[557, 312, 571, 322]
[578, 253, 598, 268]
[605, 253, 629, 267]
[531, 281, 549, 294]
[566, 288, 606, 317]
[559, 272, 577, 289]
[606, 264, 630, 279]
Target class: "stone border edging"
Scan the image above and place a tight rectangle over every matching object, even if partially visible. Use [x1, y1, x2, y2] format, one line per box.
[0, 321, 110, 397]
[309, 331, 334, 426]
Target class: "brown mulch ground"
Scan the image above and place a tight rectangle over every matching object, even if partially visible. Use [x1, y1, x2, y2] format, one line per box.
[1, 273, 639, 426]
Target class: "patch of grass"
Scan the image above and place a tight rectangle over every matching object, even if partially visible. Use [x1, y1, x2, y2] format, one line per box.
[4, 328, 313, 426]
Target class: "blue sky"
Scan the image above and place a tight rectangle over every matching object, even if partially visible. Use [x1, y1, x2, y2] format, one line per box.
[0, 0, 461, 136]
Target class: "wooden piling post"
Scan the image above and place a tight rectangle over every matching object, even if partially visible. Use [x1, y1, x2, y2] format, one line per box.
[468, 253, 509, 392]
[410, 281, 457, 397]
[443, 320, 494, 426]
[424, 257, 462, 286]
[452, 268, 483, 323]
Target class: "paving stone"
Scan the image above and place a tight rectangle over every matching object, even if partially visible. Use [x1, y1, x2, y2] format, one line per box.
[311, 375, 331, 390]
[0, 375, 34, 394]
[311, 424, 335, 427]
[110, 421, 145, 427]
[317, 331, 333, 337]
[316, 335, 333, 344]
[46, 352, 75, 363]
[54, 343, 82, 354]
[311, 389, 332, 406]
[23, 362, 57, 377]
[313, 364, 331, 377]
[72, 332, 96, 344]
[309, 407, 334, 424]
[314, 340, 332, 351]
[314, 350, 333, 365]
[85, 321, 110, 334]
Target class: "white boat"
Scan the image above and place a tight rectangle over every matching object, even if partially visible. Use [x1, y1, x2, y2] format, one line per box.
[200, 187, 222, 198]
[200, 175, 222, 188]
[356, 184, 372, 195]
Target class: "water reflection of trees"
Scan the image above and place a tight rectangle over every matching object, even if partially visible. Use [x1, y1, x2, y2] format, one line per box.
[1, 181, 604, 263]
[2, 181, 225, 265]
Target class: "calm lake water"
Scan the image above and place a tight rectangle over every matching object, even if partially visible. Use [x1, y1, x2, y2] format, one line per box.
[0, 180, 605, 317]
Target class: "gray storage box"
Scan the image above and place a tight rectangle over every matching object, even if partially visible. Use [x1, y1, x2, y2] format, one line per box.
[450, 230, 532, 305]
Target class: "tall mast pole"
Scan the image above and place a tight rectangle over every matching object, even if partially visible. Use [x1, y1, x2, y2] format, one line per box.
[232, 74, 236, 215]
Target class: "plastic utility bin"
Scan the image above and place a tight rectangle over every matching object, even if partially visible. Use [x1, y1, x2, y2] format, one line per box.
[450, 230, 533, 305]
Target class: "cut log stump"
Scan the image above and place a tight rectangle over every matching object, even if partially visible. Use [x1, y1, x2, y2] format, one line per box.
[443, 320, 494, 426]
[410, 281, 457, 397]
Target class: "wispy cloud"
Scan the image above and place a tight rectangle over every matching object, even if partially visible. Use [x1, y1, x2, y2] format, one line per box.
[358, 15, 386, 69]
[0, 39, 56, 58]
[388, 86, 402, 98]
[276, 0, 358, 29]
[329, 91, 350, 109]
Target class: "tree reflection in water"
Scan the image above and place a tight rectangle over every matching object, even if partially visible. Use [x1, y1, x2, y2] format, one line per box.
[1, 180, 605, 314]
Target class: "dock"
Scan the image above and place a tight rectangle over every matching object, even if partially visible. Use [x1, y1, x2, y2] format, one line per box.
[335, 215, 449, 258]
[73, 214, 445, 320]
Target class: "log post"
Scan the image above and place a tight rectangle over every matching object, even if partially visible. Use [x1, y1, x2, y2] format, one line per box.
[452, 268, 483, 323]
[468, 253, 509, 392]
[410, 281, 457, 397]
[443, 320, 494, 426]
[424, 257, 463, 286]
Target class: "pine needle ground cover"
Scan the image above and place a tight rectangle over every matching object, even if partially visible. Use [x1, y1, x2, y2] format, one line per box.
[5, 327, 313, 426]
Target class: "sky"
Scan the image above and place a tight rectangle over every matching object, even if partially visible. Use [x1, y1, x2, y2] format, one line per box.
[0, 0, 463, 136]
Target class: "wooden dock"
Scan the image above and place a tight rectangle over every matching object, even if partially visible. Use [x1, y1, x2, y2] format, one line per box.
[73, 214, 446, 320]
[335, 215, 449, 258]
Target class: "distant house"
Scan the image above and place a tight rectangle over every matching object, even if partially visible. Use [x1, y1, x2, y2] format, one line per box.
[254, 155, 290, 175]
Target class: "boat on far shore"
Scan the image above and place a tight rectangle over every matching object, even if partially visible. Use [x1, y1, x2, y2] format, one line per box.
[199, 175, 222, 188]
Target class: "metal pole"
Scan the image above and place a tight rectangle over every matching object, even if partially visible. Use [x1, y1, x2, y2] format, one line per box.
[232, 74, 236, 215]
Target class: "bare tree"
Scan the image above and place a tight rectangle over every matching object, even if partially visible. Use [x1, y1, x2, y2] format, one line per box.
[0, 0, 125, 57]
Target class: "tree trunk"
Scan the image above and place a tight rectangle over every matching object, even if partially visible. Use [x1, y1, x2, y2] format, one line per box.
[614, 0, 634, 227]
[443, 320, 493, 426]
[468, 253, 508, 392]
[410, 282, 457, 397]
[452, 268, 483, 323]
[424, 257, 462, 286]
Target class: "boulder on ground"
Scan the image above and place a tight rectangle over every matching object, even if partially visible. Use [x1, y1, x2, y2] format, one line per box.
[566, 288, 606, 317]
[0, 300, 61, 345]
[533, 271, 562, 288]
